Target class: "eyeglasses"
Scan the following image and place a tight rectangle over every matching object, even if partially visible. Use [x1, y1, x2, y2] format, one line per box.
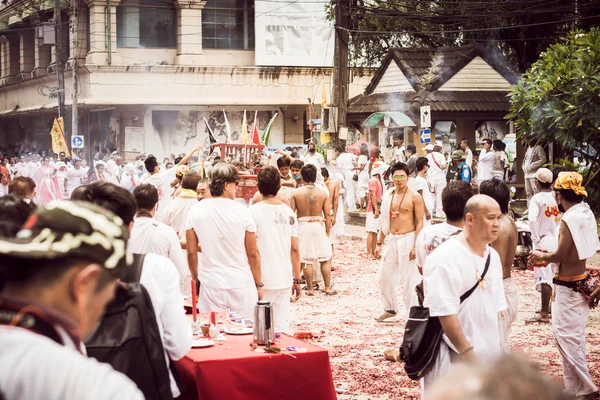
[392, 175, 408, 181]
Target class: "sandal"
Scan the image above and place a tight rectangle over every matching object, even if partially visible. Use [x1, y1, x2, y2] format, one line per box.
[525, 316, 550, 325]
[325, 290, 338, 296]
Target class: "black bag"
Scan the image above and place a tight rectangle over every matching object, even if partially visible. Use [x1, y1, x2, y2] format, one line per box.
[352, 172, 359, 181]
[86, 254, 179, 400]
[400, 252, 491, 380]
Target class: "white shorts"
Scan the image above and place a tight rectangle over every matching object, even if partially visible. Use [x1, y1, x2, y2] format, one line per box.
[198, 281, 258, 319]
[298, 217, 333, 263]
[366, 212, 380, 233]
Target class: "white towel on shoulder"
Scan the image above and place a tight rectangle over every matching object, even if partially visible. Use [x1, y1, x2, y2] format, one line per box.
[561, 202, 600, 260]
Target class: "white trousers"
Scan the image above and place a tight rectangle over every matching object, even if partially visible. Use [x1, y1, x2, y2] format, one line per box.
[262, 288, 292, 334]
[431, 180, 446, 218]
[525, 177, 539, 204]
[553, 285, 598, 396]
[343, 170, 357, 212]
[378, 231, 419, 318]
[198, 281, 258, 320]
[498, 277, 519, 352]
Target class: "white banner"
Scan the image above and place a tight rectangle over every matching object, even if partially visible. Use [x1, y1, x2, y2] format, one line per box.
[255, 0, 334, 67]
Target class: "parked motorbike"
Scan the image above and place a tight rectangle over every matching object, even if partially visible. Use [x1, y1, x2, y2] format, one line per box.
[508, 187, 532, 270]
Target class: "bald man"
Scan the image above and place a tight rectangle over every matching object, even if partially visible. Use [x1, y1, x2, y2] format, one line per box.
[479, 178, 519, 352]
[422, 195, 507, 393]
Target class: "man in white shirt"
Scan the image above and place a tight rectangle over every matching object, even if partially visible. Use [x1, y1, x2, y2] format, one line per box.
[415, 180, 473, 275]
[414, 157, 433, 225]
[186, 163, 262, 319]
[129, 184, 189, 295]
[425, 145, 447, 218]
[159, 171, 201, 240]
[477, 139, 494, 185]
[250, 166, 302, 334]
[526, 168, 558, 324]
[0, 201, 144, 400]
[64, 157, 86, 197]
[522, 144, 547, 203]
[392, 135, 406, 163]
[422, 195, 507, 393]
[71, 182, 191, 398]
[304, 142, 325, 166]
[460, 138, 473, 168]
[336, 146, 357, 212]
[529, 172, 599, 400]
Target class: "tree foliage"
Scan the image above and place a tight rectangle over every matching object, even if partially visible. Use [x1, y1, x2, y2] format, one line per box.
[328, 0, 600, 71]
[508, 28, 600, 212]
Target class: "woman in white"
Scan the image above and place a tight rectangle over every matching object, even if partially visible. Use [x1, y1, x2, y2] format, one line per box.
[185, 162, 262, 319]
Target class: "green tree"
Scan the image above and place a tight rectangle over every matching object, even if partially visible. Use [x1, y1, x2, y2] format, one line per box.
[329, 0, 600, 71]
[508, 28, 600, 212]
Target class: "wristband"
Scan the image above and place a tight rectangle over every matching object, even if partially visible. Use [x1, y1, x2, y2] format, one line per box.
[255, 282, 264, 288]
[293, 279, 302, 284]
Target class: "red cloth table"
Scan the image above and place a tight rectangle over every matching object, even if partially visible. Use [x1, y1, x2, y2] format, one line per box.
[175, 314, 336, 400]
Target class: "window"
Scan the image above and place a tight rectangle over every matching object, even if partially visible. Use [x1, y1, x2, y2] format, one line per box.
[117, 0, 176, 48]
[202, 0, 255, 50]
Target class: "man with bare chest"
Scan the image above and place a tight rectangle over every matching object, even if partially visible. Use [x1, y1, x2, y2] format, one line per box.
[479, 178, 518, 352]
[374, 162, 424, 321]
[530, 172, 599, 400]
[291, 164, 335, 296]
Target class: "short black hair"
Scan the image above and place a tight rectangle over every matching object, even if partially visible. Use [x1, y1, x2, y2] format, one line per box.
[538, 180, 552, 190]
[406, 144, 417, 153]
[442, 181, 474, 222]
[483, 138, 493, 146]
[291, 159, 304, 170]
[0, 195, 36, 238]
[493, 139, 506, 151]
[133, 184, 159, 211]
[461, 138, 469, 145]
[174, 156, 183, 165]
[277, 157, 291, 168]
[557, 189, 584, 204]
[321, 167, 329, 178]
[144, 156, 158, 173]
[389, 161, 409, 176]
[182, 171, 201, 190]
[479, 178, 510, 214]
[71, 181, 137, 225]
[301, 164, 317, 183]
[257, 166, 281, 197]
[9, 176, 36, 198]
[416, 157, 429, 172]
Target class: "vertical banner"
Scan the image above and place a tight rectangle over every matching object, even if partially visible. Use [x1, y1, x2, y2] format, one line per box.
[50, 117, 71, 157]
[255, 0, 334, 67]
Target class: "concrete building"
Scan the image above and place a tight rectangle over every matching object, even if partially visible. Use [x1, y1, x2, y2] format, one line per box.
[0, 0, 373, 161]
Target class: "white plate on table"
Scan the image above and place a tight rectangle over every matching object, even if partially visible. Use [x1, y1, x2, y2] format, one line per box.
[191, 339, 215, 348]
[224, 327, 253, 335]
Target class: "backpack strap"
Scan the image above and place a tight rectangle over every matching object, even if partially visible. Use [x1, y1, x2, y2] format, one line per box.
[120, 253, 146, 283]
[459, 251, 491, 303]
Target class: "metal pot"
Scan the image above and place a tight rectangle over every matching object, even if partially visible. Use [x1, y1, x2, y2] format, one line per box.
[253, 300, 274, 345]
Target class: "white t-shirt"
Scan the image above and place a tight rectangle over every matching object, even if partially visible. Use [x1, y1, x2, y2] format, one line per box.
[336, 153, 355, 170]
[477, 149, 494, 183]
[465, 148, 473, 168]
[415, 222, 462, 270]
[304, 152, 325, 167]
[414, 175, 433, 213]
[250, 202, 298, 290]
[66, 167, 86, 193]
[144, 168, 177, 216]
[159, 196, 198, 239]
[424, 238, 506, 359]
[0, 327, 143, 400]
[426, 152, 446, 183]
[128, 217, 188, 280]
[186, 198, 256, 289]
[140, 254, 192, 397]
[394, 146, 406, 163]
[528, 191, 559, 248]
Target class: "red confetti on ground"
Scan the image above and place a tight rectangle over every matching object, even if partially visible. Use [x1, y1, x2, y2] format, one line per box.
[291, 238, 600, 399]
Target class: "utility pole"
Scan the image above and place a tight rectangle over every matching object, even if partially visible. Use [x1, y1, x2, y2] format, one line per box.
[54, 0, 66, 119]
[71, 0, 79, 141]
[332, 0, 350, 147]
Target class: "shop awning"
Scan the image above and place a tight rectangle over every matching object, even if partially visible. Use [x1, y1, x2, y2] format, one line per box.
[362, 112, 416, 128]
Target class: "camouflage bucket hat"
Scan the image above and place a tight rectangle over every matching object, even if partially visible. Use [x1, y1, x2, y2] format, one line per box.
[0, 200, 132, 276]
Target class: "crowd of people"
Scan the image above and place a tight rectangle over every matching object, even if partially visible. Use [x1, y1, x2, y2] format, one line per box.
[0, 136, 598, 400]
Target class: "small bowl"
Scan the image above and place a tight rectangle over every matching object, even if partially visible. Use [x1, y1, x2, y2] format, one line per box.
[200, 325, 210, 337]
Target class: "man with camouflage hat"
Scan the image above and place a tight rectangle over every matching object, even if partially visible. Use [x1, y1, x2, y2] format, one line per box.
[446, 150, 472, 183]
[0, 200, 143, 400]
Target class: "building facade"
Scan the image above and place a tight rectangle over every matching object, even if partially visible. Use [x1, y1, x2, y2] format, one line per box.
[0, 0, 373, 161]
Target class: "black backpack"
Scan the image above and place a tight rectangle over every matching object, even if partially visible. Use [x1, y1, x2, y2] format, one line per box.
[400, 252, 490, 380]
[85, 254, 179, 400]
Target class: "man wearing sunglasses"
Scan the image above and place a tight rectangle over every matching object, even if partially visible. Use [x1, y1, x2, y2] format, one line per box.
[375, 162, 425, 322]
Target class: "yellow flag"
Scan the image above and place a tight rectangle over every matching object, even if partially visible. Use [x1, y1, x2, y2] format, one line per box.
[321, 75, 328, 108]
[320, 130, 331, 145]
[241, 110, 250, 145]
[50, 117, 71, 157]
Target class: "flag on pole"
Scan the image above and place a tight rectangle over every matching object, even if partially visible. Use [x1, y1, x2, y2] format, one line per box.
[251, 111, 261, 145]
[204, 117, 219, 144]
[223, 109, 231, 143]
[50, 117, 71, 157]
[241, 110, 250, 145]
[321, 75, 328, 108]
[261, 113, 278, 147]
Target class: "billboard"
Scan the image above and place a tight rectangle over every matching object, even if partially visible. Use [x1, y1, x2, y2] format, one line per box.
[255, 0, 334, 67]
